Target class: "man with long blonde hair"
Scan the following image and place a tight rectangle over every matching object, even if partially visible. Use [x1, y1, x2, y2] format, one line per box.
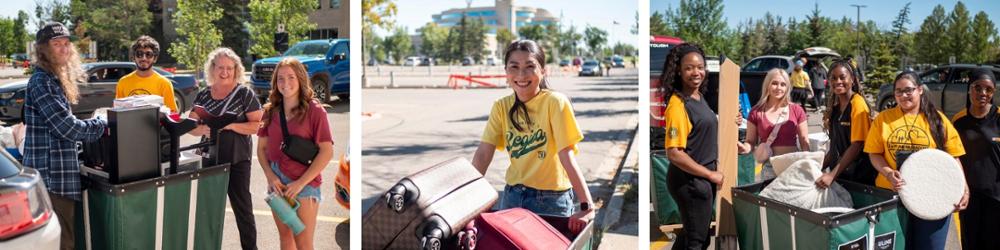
[24, 22, 108, 249]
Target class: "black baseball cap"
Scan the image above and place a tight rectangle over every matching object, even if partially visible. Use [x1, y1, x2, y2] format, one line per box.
[35, 22, 72, 44]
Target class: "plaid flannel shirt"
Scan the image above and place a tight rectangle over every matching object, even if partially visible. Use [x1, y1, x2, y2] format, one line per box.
[24, 66, 107, 201]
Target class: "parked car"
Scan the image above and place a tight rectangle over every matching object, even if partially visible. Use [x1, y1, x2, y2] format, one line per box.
[559, 59, 571, 67]
[461, 57, 474, 66]
[611, 56, 626, 68]
[9, 53, 28, 68]
[419, 57, 435, 66]
[875, 64, 1000, 118]
[0, 62, 198, 122]
[403, 56, 420, 66]
[579, 60, 603, 77]
[0, 151, 61, 249]
[251, 39, 350, 103]
[485, 56, 498, 66]
[743, 55, 794, 73]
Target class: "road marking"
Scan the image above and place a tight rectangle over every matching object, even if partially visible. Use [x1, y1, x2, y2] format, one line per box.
[225, 208, 348, 223]
[650, 235, 671, 249]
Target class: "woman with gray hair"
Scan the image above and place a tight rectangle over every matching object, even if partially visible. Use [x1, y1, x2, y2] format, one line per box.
[188, 47, 263, 250]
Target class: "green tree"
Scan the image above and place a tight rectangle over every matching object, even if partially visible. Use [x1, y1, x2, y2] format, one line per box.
[558, 25, 582, 58]
[970, 11, 999, 63]
[460, 17, 487, 62]
[217, 0, 251, 62]
[663, 0, 727, 55]
[946, 1, 972, 63]
[583, 25, 607, 57]
[650, 11, 669, 36]
[248, 0, 319, 58]
[518, 24, 546, 42]
[34, 0, 72, 29]
[612, 42, 636, 56]
[12, 11, 29, 52]
[891, 2, 913, 68]
[866, 34, 896, 95]
[495, 27, 516, 56]
[418, 22, 449, 59]
[382, 26, 411, 64]
[915, 5, 948, 64]
[362, 0, 397, 66]
[79, 0, 152, 60]
[761, 13, 787, 55]
[806, 3, 829, 48]
[168, 0, 223, 76]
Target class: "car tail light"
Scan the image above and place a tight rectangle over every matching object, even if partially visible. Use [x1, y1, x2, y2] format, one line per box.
[0, 180, 53, 240]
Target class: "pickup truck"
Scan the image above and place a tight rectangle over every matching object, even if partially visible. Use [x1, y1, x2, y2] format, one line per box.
[251, 39, 350, 103]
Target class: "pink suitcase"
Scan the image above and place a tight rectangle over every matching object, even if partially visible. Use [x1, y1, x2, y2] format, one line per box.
[469, 208, 571, 249]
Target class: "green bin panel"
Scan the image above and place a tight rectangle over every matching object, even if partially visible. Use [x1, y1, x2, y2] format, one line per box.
[82, 165, 230, 250]
[651, 150, 680, 225]
[733, 180, 907, 250]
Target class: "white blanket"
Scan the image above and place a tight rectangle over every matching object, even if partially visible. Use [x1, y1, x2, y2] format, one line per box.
[760, 158, 854, 210]
[768, 151, 826, 177]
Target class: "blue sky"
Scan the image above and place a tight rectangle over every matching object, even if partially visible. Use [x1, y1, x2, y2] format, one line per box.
[651, 0, 1000, 32]
[372, 0, 639, 45]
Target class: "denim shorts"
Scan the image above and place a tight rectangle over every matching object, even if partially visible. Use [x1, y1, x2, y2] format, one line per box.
[270, 162, 322, 203]
[499, 184, 575, 217]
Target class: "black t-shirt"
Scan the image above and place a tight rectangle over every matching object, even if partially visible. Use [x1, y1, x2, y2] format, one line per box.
[826, 96, 876, 185]
[953, 105, 1000, 202]
[193, 84, 261, 164]
[665, 94, 718, 171]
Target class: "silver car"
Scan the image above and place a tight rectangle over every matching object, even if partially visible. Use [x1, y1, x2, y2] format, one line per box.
[0, 151, 60, 249]
[876, 64, 1000, 118]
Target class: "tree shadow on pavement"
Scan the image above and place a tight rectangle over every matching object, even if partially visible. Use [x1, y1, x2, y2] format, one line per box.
[583, 129, 634, 142]
[447, 115, 490, 123]
[571, 96, 638, 104]
[575, 109, 636, 118]
[362, 144, 450, 156]
[580, 87, 638, 92]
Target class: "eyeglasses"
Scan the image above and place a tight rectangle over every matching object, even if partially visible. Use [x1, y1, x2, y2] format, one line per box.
[973, 85, 995, 95]
[894, 87, 918, 96]
[135, 51, 157, 59]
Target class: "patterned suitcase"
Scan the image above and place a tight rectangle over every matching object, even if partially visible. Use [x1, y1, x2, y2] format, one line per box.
[362, 157, 493, 249]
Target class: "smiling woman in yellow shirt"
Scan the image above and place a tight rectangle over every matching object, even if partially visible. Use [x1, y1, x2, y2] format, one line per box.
[472, 40, 594, 234]
[864, 71, 969, 250]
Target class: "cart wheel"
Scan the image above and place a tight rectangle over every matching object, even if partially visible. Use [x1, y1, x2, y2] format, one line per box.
[666, 232, 677, 241]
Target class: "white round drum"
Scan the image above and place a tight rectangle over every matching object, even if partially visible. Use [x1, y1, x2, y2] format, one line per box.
[898, 149, 966, 220]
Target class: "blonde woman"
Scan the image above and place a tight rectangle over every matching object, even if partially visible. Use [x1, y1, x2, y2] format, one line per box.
[187, 47, 263, 250]
[24, 22, 109, 250]
[740, 68, 811, 180]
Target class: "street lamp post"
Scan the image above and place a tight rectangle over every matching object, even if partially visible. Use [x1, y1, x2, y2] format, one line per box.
[850, 4, 867, 71]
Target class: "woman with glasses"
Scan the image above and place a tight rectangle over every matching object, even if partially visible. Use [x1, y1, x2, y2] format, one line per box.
[188, 47, 263, 250]
[471, 40, 595, 234]
[950, 68, 999, 250]
[864, 71, 968, 250]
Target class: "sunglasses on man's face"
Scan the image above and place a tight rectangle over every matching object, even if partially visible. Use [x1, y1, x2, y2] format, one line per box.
[135, 51, 157, 59]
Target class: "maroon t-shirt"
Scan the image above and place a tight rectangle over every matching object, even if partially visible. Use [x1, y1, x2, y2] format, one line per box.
[258, 101, 333, 187]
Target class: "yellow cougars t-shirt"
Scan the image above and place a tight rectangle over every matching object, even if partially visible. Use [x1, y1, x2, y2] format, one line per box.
[482, 90, 583, 191]
[864, 107, 965, 189]
[116, 71, 178, 112]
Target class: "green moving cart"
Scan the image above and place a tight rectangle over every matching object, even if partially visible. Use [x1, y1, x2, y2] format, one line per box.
[733, 180, 908, 250]
[80, 164, 231, 250]
[651, 150, 755, 226]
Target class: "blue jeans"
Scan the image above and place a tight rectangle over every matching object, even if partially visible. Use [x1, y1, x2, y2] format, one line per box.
[499, 184, 575, 217]
[270, 162, 322, 203]
[907, 214, 950, 250]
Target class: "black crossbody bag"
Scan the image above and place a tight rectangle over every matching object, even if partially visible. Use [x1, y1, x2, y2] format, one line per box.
[279, 108, 320, 166]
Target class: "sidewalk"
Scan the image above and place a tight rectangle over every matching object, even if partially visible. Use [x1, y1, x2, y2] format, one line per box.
[0, 67, 27, 79]
[596, 124, 639, 249]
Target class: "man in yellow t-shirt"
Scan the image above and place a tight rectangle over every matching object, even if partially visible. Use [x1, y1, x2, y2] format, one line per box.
[790, 59, 813, 108]
[116, 35, 178, 113]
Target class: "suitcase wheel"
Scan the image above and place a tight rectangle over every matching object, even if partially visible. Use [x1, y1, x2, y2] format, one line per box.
[385, 184, 408, 213]
[421, 236, 442, 250]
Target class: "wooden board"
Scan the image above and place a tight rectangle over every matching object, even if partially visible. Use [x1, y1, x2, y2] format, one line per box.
[714, 58, 740, 243]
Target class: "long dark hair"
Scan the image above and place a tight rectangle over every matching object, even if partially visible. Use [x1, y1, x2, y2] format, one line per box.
[504, 40, 549, 132]
[896, 71, 946, 150]
[660, 43, 706, 104]
[822, 59, 871, 132]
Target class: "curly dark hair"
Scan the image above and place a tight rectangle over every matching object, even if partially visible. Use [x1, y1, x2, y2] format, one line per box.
[822, 59, 872, 133]
[659, 43, 706, 105]
[130, 35, 159, 58]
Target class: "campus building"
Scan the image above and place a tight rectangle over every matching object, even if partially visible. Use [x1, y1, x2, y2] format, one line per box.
[431, 0, 559, 35]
